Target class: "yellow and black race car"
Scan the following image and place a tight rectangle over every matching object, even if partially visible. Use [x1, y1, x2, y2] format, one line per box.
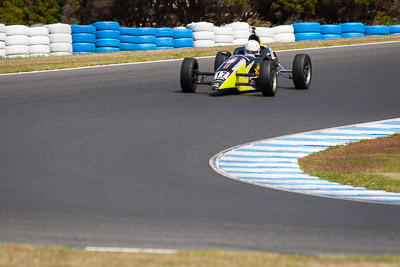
[180, 27, 312, 97]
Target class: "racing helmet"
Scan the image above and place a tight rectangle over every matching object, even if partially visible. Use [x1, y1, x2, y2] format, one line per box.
[244, 40, 260, 57]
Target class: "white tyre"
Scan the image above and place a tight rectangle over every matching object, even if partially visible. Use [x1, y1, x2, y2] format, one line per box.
[215, 42, 234, 46]
[0, 41, 5, 49]
[28, 27, 49, 36]
[215, 34, 234, 43]
[49, 33, 72, 44]
[233, 38, 248, 45]
[273, 25, 294, 34]
[0, 23, 5, 33]
[6, 45, 29, 55]
[256, 27, 275, 37]
[0, 49, 5, 58]
[50, 43, 73, 53]
[233, 30, 250, 39]
[173, 26, 186, 29]
[260, 36, 276, 44]
[6, 35, 29, 46]
[187, 22, 214, 32]
[228, 22, 250, 32]
[193, 40, 215, 47]
[0, 33, 5, 42]
[30, 53, 50, 57]
[193, 31, 215, 41]
[6, 25, 29, 36]
[50, 52, 72, 56]
[46, 23, 72, 34]
[214, 26, 233, 35]
[29, 44, 50, 54]
[29, 36, 50, 45]
[7, 54, 29, 58]
[274, 33, 295, 42]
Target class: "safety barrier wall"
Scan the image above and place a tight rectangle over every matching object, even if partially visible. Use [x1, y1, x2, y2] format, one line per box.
[0, 21, 399, 57]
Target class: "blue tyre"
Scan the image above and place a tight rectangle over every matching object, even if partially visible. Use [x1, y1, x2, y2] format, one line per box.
[365, 25, 389, 35]
[321, 25, 342, 35]
[295, 32, 323, 41]
[72, 33, 96, 43]
[293, 22, 321, 33]
[120, 35, 137, 43]
[174, 38, 193, 48]
[342, 32, 365, 38]
[95, 30, 120, 39]
[173, 29, 193, 39]
[136, 35, 157, 44]
[120, 27, 137, 36]
[96, 47, 120, 53]
[156, 37, 174, 47]
[136, 27, 157, 36]
[340, 22, 365, 33]
[73, 43, 96, 52]
[93, 21, 120, 31]
[389, 25, 400, 34]
[72, 25, 96, 34]
[156, 28, 173, 37]
[157, 46, 173, 50]
[136, 43, 157, 50]
[322, 34, 342, 39]
[96, 38, 120, 48]
[120, 43, 137, 51]
[73, 51, 93, 54]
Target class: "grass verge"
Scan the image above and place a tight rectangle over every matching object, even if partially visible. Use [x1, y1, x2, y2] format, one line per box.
[299, 134, 400, 193]
[1, 244, 400, 267]
[0, 35, 399, 74]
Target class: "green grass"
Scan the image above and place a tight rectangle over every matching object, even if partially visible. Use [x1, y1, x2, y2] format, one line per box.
[0, 35, 399, 74]
[299, 134, 400, 192]
[1, 244, 400, 267]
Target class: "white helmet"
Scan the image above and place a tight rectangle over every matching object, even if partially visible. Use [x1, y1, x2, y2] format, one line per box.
[244, 40, 260, 57]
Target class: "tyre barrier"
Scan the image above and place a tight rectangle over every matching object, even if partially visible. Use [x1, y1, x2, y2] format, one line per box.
[136, 27, 157, 50]
[390, 25, 400, 35]
[156, 28, 174, 49]
[72, 25, 96, 54]
[365, 25, 389, 36]
[119, 27, 137, 51]
[321, 24, 342, 39]
[173, 29, 193, 48]
[214, 26, 233, 46]
[188, 22, 215, 48]
[0, 23, 5, 58]
[340, 22, 365, 38]
[273, 25, 295, 42]
[257, 27, 275, 44]
[293, 22, 323, 41]
[29, 26, 50, 57]
[227, 21, 250, 45]
[46, 23, 72, 56]
[5, 25, 29, 58]
[93, 21, 120, 53]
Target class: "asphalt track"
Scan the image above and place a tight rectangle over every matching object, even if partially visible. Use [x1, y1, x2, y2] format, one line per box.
[0, 42, 399, 256]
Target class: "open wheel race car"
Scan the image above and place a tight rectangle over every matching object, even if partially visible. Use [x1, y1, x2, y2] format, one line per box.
[180, 27, 312, 96]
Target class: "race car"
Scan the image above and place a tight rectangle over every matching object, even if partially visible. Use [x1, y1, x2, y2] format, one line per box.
[180, 27, 312, 96]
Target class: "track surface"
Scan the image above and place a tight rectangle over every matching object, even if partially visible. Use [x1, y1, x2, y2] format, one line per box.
[0, 43, 399, 255]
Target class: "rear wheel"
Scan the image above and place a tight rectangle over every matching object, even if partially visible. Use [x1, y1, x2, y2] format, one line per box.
[233, 46, 244, 55]
[214, 51, 232, 71]
[180, 58, 198, 93]
[292, 54, 312, 89]
[259, 60, 277, 97]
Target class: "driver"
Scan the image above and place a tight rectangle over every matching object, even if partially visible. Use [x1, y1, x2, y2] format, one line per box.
[244, 39, 261, 58]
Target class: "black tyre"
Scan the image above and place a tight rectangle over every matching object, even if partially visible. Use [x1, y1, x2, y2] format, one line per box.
[214, 51, 232, 71]
[259, 60, 277, 97]
[180, 57, 198, 93]
[292, 54, 312, 89]
[233, 46, 244, 55]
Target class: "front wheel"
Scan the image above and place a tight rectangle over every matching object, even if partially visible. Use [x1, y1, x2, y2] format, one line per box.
[292, 54, 312, 89]
[180, 58, 198, 93]
[259, 60, 277, 97]
[214, 51, 231, 71]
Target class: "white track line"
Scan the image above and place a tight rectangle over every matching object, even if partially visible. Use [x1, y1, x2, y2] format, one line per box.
[85, 246, 178, 254]
[210, 118, 400, 205]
